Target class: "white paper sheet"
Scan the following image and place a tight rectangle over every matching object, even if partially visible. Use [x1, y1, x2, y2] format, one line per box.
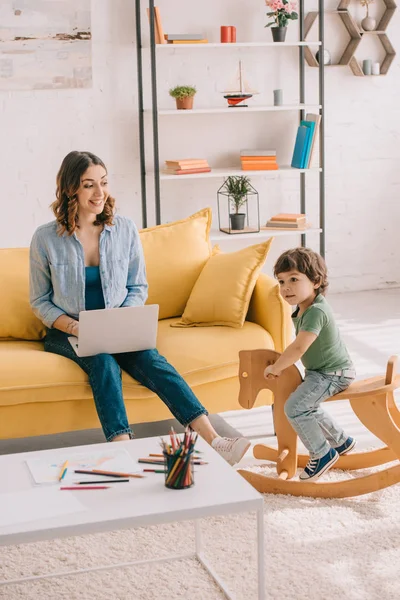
[0, 488, 86, 528]
[26, 447, 139, 484]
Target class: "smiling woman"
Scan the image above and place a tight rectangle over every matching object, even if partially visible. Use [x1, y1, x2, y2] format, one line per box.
[28, 151, 251, 464]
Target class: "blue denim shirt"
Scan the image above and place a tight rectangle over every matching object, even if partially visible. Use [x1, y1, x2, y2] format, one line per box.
[29, 215, 148, 328]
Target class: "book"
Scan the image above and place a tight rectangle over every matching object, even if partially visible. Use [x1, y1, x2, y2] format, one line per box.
[305, 112, 321, 167]
[270, 213, 306, 223]
[300, 120, 316, 169]
[240, 156, 277, 162]
[167, 164, 209, 171]
[265, 221, 306, 228]
[165, 34, 205, 41]
[167, 39, 208, 44]
[240, 149, 276, 157]
[242, 164, 278, 171]
[164, 167, 212, 175]
[291, 125, 311, 169]
[165, 159, 208, 166]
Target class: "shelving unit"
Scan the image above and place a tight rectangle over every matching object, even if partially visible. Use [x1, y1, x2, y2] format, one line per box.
[136, 0, 326, 255]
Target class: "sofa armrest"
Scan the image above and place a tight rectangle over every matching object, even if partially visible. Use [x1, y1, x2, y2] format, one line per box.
[247, 273, 292, 353]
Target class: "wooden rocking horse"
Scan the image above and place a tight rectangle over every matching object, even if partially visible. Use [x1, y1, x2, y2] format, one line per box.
[237, 349, 400, 498]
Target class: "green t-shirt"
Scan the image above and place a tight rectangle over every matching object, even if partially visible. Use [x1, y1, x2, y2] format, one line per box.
[292, 294, 353, 372]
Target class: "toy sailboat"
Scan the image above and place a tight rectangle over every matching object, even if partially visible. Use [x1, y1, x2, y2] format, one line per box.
[223, 61, 258, 107]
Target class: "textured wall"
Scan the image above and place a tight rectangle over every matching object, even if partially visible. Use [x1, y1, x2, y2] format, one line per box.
[1, 0, 399, 292]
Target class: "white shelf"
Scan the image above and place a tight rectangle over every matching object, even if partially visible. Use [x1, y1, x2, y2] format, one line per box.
[210, 228, 322, 241]
[154, 41, 322, 50]
[152, 104, 322, 116]
[160, 166, 322, 181]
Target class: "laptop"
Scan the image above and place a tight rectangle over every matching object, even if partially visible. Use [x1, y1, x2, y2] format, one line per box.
[68, 305, 159, 357]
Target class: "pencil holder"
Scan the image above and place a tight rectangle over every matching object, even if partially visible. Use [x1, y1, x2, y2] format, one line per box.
[163, 450, 194, 490]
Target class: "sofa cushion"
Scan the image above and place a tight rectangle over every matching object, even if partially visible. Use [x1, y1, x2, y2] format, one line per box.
[140, 208, 212, 319]
[173, 238, 273, 328]
[0, 248, 47, 341]
[0, 319, 274, 406]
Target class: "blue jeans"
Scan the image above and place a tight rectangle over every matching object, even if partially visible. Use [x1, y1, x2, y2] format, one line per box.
[44, 329, 208, 441]
[284, 369, 355, 459]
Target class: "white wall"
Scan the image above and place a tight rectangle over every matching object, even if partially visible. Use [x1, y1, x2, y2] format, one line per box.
[1, 0, 399, 292]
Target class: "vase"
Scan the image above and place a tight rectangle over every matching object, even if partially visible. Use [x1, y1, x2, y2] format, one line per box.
[230, 213, 246, 231]
[271, 26, 287, 42]
[361, 16, 376, 31]
[176, 97, 194, 110]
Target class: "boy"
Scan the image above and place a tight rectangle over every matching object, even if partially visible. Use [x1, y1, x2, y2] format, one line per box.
[264, 248, 356, 481]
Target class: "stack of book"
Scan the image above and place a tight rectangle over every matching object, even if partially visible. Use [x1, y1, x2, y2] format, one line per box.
[240, 150, 278, 171]
[164, 159, 211, 175]
[291, 113, 321, 169]
[164, 34, 208, 44]
[264, 213, 308, 229]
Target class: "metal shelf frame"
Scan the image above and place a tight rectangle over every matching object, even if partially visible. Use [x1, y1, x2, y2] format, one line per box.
[135, 0, 326, 256]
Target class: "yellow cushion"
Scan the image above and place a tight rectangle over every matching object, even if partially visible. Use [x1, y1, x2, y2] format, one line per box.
[173, 238, 273, 328]
[140, 208, 212, 319]
[0, 248, 46, 341]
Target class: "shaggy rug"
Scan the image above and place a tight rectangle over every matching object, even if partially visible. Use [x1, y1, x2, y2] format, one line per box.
[1, 463, 400, 600]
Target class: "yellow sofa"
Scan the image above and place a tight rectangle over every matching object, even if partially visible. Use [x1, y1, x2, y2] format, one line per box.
[0, 209, 291, 440]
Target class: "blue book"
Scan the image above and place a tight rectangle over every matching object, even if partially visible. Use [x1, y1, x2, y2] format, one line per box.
[300, 120, 316, 168]
[291, 126, 311, 169]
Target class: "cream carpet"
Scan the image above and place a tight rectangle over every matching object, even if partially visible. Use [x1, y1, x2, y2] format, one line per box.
[1, 463, 400, 600]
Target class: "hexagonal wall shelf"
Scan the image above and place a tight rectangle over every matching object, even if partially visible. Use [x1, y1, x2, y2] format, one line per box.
[305, 0, 396, 76]
[304, 10, 362, 69]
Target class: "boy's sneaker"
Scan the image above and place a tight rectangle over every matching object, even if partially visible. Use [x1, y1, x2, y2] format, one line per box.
[334, 436, 356, 456]
[211, 437, 251, 466]
[299, 448, 339, 481]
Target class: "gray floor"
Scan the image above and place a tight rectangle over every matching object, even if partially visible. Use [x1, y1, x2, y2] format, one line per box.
[0, 414, 241, 456]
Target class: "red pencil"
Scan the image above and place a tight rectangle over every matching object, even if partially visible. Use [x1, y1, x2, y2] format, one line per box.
[60, 486, 110, 490]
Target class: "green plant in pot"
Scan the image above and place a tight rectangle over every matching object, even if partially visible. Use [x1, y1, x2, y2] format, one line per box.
[224, 175, 252, 231]
[169, 85, 197, 110]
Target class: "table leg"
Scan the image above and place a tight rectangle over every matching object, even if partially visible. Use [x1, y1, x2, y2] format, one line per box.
[195, 519, 235, 600]
[257, 506, 265, 600]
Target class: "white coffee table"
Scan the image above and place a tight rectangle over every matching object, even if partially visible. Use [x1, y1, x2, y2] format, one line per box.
[0, 436, 265, 599]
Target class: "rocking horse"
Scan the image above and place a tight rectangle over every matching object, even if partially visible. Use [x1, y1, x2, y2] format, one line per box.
[237, 349, 400, 498]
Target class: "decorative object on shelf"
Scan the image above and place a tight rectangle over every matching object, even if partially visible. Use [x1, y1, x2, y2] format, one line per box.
[240, 149, 278, 171]
[264, 213, 308, 229]
[223, 61, 258, 107]
[169, 85, 197, 110]
[304, 1, 396, 77]
[360, 0, 376, 30]
[273, 89, 283, 105]
[220, 26, 232, 43]
[265, 0, 298, 43]
[230, 26, 237, 42]
[146, 6, 166, 45]
[315, 49, 331, 65]
[362, 58, 372, 74]
[217, 176, 260, 234]
[372, 61, 381, 74]
[165, 34, 208, 44]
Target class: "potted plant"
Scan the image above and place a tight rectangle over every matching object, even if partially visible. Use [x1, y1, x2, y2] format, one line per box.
[169, 85, 197, 110]
[224, 175, 252, 230]
[265, 0, 298, 43]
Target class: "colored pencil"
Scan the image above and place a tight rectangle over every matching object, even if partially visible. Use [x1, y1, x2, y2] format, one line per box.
[59, 460, 69, 482]
[60, 486, 110, 490]
[73, 469, 145, 479]
[75, 479, 130, 484]
[143, 469, 165, 473]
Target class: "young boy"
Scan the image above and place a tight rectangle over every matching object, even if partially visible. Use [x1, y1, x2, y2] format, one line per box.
[264, 248, 356, 481]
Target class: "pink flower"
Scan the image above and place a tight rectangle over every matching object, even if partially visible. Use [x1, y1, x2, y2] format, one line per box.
[266, 0, 285, 10]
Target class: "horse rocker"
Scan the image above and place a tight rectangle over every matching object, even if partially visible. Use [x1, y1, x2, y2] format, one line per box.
[237, 349, 400, 498]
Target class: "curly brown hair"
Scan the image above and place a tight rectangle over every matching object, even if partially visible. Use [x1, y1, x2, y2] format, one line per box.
[273, 247, 329, 295]
[51, 151, 115, 236]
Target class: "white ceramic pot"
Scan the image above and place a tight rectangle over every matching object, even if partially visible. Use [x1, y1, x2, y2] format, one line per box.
[361, 17, 376, 31]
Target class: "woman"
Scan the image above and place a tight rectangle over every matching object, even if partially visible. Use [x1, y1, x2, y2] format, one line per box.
[29, 151, 250, 466]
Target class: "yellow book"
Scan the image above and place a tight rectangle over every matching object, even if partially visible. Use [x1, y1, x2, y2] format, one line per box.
[168, 39, 208, 44]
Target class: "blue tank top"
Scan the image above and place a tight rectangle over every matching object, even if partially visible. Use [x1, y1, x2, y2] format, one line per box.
[85, 266, 105, 311]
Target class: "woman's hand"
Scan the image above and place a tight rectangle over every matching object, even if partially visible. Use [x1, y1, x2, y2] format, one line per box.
[264, 364, 281, 380]
[67, 319, 79, 337]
